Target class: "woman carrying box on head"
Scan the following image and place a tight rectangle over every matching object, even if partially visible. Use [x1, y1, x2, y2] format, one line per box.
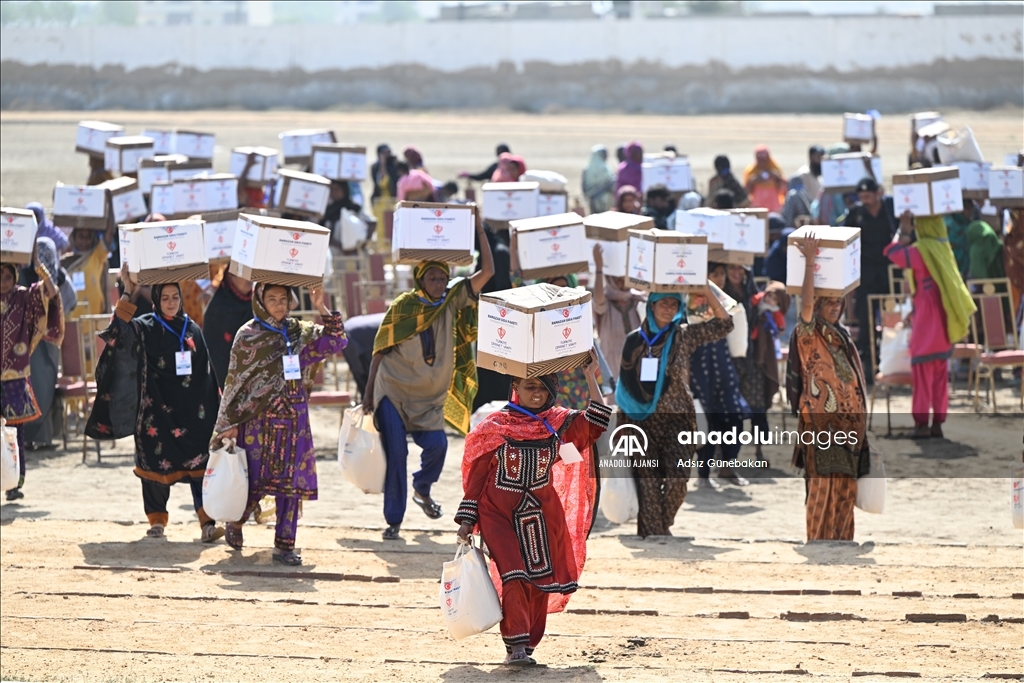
[786, 233, 871, 541]
[1, 255, 63, 500]
[86, 267, 221, 541]
[364, 212, 495, 541]
[212, 282, 346, 565]
[455, 357, 610, 666]
[615, 286, 734, 538]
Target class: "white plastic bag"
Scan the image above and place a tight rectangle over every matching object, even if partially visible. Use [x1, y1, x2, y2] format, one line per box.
[600, 475, 639, 524]
[471, 401, 506, 431]
[440, 538, 503, 640]
[935, 126, 984, 164]
[1, 418, 20, 492]
[878, 323, 911, 376]
[337, 405, 386, 494]
[202, 439, 249, 522]
[338, 209, 367, 251]
[855, 445, 886, 514]
[1011, 465, 1023, 530]
[726, 305, 749, 358]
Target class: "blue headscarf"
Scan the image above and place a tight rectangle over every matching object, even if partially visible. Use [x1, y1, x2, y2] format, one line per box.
[615, 292, 684, 421]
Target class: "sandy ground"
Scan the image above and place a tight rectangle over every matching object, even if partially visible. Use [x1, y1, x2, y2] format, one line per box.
[1, 110, 1023, 681]
[2, 109, 1023, 208]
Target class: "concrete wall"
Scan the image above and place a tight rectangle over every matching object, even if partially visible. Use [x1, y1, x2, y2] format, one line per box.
[2, 14, 1021, 112]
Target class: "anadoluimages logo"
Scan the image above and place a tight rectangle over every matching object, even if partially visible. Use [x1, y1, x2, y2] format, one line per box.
[609, 424, 648, 458]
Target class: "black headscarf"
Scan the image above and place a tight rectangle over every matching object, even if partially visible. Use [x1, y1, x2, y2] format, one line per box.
[509, 373, 559, 413]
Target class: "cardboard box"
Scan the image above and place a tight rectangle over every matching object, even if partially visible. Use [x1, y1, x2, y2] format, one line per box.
[137, 155, 181, 194]
[1, 207, 38, 265]
[786, 226, 861, 298]
[148, 175, 238, 219]
[76, 120, 124, 156]
[891, 167, 964, 216]
[988, 166, 1024, 207]
[911, 112, 944, 134]
[509, 213, 589, 281]
[167, 157, 213, 181]
[952, 161, 992, 198]
[725, 208, 769, 254]
[843, 113, 875, 144]
[171, 130, 216, 159]
[279, 129, 337, 165]
[482, 182, 540, 221]
[627, 228, 708, 293]
[583, 212, 650, 279]
[477, 283, 594, 378]
[675, 208, 730, 248]
[119, 219, 210, 285]
[104, 135, 155, 174]
[201, 209, 242, 262]
[273, 169, 331, 218]
[140, 129, 174, 155]
[102, 176, 148, 224]
[310, 143, 367, 181]
[392, 201, 476, 266]
[537, 191, 568, 216]
[641, 156, 693, 193]
[53, 182, 109, 229]
[230, 214, 331, 288]
[707, 249, 755, 267]
[229, 146, 279, 185]
[821, 153, 883, 192]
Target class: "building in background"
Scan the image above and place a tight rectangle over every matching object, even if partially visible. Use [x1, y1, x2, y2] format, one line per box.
[137, 0, 264, 26]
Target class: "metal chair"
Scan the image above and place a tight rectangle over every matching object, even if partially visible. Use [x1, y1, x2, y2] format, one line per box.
[967, 278, 1024, 412]
[867, 293, 913, 436]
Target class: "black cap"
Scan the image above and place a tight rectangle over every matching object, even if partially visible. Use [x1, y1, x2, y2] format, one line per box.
[809, 145, 825, 155]
[855, 177, 879, 193]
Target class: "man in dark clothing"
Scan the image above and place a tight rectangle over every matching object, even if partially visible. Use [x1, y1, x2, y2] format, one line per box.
[708, 155, 749, 207]
[842, 176, 897, 368]
[460, 143, 511, 182]
[641, 184, 677, 230]
[370, 144, 399, 201]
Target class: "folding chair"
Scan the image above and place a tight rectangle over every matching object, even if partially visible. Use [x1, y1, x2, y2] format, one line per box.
[867, 293, 913, 436]
[968, 278, 1024, 412]
[72, 314, 112, 461]
[887, 264, 908, 295]
[357, 280, 391, 315]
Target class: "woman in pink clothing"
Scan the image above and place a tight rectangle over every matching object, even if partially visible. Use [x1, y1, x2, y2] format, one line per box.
[884, 211, 976, 439]
[396, 160, 435, 201]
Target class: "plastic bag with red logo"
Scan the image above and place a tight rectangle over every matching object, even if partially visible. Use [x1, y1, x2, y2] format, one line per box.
[439, 537, 502, 640]
[201, 439, 248, 522]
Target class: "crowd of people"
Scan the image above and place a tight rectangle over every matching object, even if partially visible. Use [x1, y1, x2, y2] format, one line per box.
[2, 126, 1023, 666]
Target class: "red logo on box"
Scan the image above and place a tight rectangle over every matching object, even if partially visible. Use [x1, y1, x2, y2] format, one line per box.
[4, 229, 12, 238]
[167, 242, 177, 251]
[434, 210, 443, 217]
[444, 582, 451, 590]
[562, 327, 572, 339]
[292, 233, 301, 240]
[166, 227, 174, 234]
[497, 327, 506, 339]
[561, 309, 570, 318]
[677, 259, 686, 267]
[289, 248, 299, 258]
[813, 263, 821, 273]
[551, 243, 560, 252]
[433, 225, 443, 235]
[498, 308, 507, 317]
[6, 216, 14, 223]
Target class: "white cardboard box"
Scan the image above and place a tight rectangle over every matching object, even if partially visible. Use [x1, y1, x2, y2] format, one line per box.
[152, 175, 238, 217]
[109, 181, 148, 224]
[821, 153, 883, 191]
[675, 208, 730, 248]
[843, 113, 875, 143]
[273, 169, 331, 218]
[481, 182, 540, 221]
[641, 157, 693, 193]
[53, 183, 108, 229]
[392, 201, 476, 265]
[627, 228, 708, 293]
[137, 161, 171, 194]
[171, 130, 216, 159]
[279, 129, 337, 164]
[725, 209, 768, 254]
[119, 219, 209, 284]
[167, 158, 213, 181]
[585, 238, 628, 278]
[149, 183, 175, 217]
[537, 192, 568, 216]
[989, 166, 1024, 205]
[310, 144, 367, 181]
[230, 214, 331, 287]
[229, 146, 279, 183]
[477, 284, 594, 378]
[510, 213, 589, 281]
[892, 167, 963, 216]
[140, 129, 174, 155]
[583, 212, 652, 279]
[75, 120, 124, 156]
[201, 210, 241, 261]
[1, 207, 39, 265]
[105, 135, 155, 174]
[786, 226, 861, 297]
[953, 161, 992, 193]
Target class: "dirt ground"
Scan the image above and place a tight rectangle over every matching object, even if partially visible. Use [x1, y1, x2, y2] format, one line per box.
[2, 109, 1023, 208]
[1, 110, 1023, 682]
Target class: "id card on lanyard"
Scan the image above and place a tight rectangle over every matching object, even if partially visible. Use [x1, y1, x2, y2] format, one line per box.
[504, 403, 583, 464]
[254, 317, 301, 381]
[155, 314, 191, 376]
[638, 323, 670, 383]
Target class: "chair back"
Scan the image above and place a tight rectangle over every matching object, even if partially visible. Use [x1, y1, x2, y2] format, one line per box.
[966, 278, 1016, 352]
[60, 319, 84, 380]
[368, 253, 386, 282]
[887, 264, 908, 294]
[343, 271, 362, 319]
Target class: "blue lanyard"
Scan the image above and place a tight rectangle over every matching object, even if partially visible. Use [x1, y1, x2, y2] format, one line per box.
[254, 317, 292, 354]
[505, 402, 562, 443]
[417, 292, 446, 308]
[638, 323, 670, 356]
[154, 314, 189, 352]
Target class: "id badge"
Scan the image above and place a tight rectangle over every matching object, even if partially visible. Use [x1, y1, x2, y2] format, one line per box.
[559, 442, 583, 464]
[640, 357, 659, 382]
[72, 271, 86, 292]
[773, 338, 783, 361]
[283, 354, 301, 380]
[175, 351, 192, 376]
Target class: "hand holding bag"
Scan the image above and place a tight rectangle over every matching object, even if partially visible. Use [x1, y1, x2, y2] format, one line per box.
[338, 405, 386, 494]
[439, 536, 503, 640]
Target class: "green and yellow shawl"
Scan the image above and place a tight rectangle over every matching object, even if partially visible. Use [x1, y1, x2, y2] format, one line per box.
[906, 217, 977, 345]
[373, 262, 478, 435]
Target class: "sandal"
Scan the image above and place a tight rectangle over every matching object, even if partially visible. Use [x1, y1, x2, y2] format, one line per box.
[382, 524, 401, 540]
[503, 650, 536, 666]
[5, 488, 24, 501]
[272, 550, 302, 566]
[225, 523, 243, 550]
[145, 525, 165, 539]
[201, 523, 225, 544]
[412, 493, 443, 520]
